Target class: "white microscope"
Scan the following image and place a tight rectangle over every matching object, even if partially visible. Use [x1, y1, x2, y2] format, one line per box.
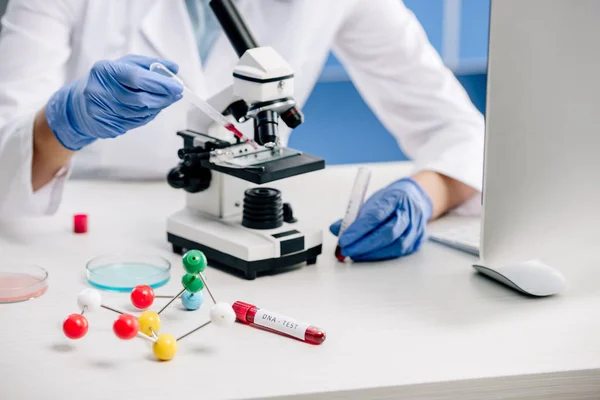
[166, 0, 325, 280]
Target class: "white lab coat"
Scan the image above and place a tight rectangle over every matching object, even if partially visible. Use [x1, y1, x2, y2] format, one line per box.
[0, 0, 484, 218]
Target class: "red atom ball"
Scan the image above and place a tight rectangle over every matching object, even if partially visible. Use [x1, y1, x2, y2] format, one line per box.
[130, 285, 155, 309]
[113, 314, 140, 340]
[63, 314, 89, 339]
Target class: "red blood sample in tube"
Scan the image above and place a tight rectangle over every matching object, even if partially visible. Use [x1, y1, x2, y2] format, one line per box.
[232, 301, 326, 345]
[335, 245, 346, 262]
[73, 214, 88, 234]
[224, 123, 244, 140]
[224, 123, 258, 149]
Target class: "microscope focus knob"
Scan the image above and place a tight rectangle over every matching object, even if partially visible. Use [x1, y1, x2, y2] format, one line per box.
[167, 165, 212, 193]
[185, 168, 212, 193]
[167, 167, 186, 189]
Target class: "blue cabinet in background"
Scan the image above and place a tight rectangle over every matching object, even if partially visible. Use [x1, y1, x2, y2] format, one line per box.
[289, 0, 490, 165]
[460, 0, 490, 68]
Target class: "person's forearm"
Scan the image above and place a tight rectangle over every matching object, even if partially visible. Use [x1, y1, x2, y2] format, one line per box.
[32, 106, 74, 191]
[412, 170, 477, 220]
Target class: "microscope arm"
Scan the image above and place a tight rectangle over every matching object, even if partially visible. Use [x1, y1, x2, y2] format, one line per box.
[209, 0, 258, 57]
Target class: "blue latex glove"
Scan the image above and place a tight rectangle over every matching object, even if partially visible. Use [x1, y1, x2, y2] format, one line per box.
[46, 54, 184, 151]
[330, 177, 433, 261]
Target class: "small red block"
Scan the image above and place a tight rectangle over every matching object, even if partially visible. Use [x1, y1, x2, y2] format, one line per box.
[73, 214, 87, 234]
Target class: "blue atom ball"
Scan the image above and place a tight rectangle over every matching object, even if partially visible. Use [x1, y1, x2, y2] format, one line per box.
[181, 290, 204, 310]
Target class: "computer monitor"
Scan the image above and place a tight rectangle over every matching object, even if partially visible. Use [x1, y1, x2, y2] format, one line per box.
[408, 0, 599, 295]
[474, 0, 600, 295]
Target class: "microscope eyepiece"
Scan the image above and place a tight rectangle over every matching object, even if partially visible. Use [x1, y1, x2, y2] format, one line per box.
[281, 106, 304, 129]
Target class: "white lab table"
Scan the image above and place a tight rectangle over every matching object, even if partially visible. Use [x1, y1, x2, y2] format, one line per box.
[1, 162, 599, 400]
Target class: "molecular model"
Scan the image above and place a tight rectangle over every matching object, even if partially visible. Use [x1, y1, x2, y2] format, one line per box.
[61, 250, 236, 361]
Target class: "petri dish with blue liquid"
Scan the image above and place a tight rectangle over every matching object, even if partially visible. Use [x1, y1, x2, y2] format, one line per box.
[86, 253, 171, 292]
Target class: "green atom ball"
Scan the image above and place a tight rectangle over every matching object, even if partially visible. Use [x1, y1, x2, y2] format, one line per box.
[182, 250, 207, 274]
[181, 273, 204, 293]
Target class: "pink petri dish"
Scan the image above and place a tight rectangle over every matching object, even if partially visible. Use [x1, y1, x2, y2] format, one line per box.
[0, 264, 48, 303]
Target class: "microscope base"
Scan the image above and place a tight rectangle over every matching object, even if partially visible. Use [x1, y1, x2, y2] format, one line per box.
[166, 209, 323, 280]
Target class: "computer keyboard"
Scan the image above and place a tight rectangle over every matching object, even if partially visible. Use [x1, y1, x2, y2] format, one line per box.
[428, 219, 481, 256]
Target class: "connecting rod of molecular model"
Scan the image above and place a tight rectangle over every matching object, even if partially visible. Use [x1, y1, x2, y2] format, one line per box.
[156, 249, 212, 315]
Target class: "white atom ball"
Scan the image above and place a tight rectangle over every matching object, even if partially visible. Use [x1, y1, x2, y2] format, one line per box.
[77, 288, 102, 312]
[210, 302, 236, 327]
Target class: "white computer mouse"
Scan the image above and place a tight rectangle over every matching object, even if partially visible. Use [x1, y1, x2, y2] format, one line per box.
[472, 259, 567, 297]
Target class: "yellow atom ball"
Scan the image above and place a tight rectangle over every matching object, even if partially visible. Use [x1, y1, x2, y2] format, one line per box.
[153, 334, 178, 361]
[138, 311, 161, 336]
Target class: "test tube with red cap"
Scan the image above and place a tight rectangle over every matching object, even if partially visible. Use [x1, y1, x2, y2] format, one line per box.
[335, 167, 371, 261]
[232, 301, 326, 345]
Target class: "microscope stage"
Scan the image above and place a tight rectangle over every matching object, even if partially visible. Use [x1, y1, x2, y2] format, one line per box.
[166, 209, 323, 280]
[205, 150, 325, 184]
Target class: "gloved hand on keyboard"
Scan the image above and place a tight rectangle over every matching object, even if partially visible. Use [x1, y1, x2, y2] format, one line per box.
[46, 54, 183, 151]
[329, 177, 433, 261]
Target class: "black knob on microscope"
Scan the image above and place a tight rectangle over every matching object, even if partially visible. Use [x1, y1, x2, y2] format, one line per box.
[167, 167, 186, 189]
[183, 153, 210, 167]
[185, 168, 212, 193]
[283, 203, 297, 223]
[178, 147, 207, 160]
